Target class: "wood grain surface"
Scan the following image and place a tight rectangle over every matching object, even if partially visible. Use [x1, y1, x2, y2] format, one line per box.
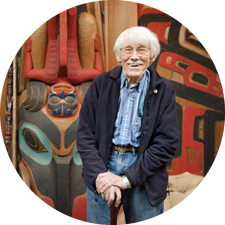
[86, 2, 105, 72]
[18, 0, 31, 92]
[30, 22, 48, 69]
[78, 12, 97, 69]
[105, 0, 137, 71]
[94, 2, 105, 72]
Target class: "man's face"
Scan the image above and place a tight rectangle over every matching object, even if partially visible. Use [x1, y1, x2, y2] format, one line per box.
[116, 41, 155, 81]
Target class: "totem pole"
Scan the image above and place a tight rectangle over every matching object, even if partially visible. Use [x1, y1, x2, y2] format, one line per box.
[17, 6, 103, 220]
[3, 60, 13, 225]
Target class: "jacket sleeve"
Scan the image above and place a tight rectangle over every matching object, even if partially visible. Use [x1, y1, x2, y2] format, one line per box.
[77, 77, 108, 190]
[124, 87, 179, 187]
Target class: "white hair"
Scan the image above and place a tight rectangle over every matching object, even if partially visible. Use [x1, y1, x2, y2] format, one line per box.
[113, 26, 160, 58]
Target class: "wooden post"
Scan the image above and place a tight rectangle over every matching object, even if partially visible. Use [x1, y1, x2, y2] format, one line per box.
[12, 0, 17, 225]
[104, 0, 137, 71]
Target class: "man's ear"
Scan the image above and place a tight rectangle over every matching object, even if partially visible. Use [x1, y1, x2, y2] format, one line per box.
[115, 53, 121, 62]
[150, 55, 156, 63]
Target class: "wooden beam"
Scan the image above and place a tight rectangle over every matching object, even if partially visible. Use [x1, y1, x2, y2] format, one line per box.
[94, 1, 106, 72]
[105, 0, 137, 71]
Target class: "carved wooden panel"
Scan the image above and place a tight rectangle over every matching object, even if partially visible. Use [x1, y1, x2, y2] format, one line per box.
[138, 4, 225, 176]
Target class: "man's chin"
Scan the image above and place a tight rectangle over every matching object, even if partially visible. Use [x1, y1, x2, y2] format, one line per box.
[125, 73, 144, 80]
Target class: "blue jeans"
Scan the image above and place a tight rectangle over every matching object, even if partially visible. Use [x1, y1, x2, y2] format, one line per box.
[87, 150, 164, 224]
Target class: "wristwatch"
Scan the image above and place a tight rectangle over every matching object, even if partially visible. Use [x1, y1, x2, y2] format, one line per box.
[122, 175, 131, 188]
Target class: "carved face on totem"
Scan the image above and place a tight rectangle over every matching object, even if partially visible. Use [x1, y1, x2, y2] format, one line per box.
[47, 83, 78, 117]
[18, 81, 91, 217]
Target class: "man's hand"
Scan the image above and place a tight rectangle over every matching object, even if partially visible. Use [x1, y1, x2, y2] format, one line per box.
[101, 186, 121, 207]
[96, 172, 127, 193]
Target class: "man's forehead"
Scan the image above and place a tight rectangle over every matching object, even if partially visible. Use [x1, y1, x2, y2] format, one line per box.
[122, 41, 148, 47]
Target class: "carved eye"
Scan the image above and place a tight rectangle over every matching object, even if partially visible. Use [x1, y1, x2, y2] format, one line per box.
[191, 73, 209, 86]
[22, 128, 47, 152]
[49, 96, 60, 104]
[65, 95, 76, 104]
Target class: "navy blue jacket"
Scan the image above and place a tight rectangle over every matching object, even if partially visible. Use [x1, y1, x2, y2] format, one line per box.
[77, 65, 179, 205]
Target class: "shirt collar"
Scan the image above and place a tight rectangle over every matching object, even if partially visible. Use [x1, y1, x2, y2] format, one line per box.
[120, 69, 150, 92]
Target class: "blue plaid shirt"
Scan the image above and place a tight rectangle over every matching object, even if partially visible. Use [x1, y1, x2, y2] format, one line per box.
[112, 69, 150, 147]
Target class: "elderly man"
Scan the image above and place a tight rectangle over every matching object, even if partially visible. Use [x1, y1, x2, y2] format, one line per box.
[77, 26, 179, 224]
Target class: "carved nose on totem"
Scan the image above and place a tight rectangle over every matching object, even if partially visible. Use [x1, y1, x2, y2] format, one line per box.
[53, 155, 72, 225]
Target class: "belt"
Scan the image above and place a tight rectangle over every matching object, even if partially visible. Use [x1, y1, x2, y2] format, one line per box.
[112, 144, 139, 153]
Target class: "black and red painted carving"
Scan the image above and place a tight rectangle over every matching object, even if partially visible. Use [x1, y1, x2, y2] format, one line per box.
[138, 4, 225, 176]
[24, 7, 103, 84]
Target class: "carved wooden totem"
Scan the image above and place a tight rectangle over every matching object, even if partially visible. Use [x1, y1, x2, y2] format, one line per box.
[17, 6, 103, 219]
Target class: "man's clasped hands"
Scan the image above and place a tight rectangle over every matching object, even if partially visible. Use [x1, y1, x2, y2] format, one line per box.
[96, 172, 127, 207]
